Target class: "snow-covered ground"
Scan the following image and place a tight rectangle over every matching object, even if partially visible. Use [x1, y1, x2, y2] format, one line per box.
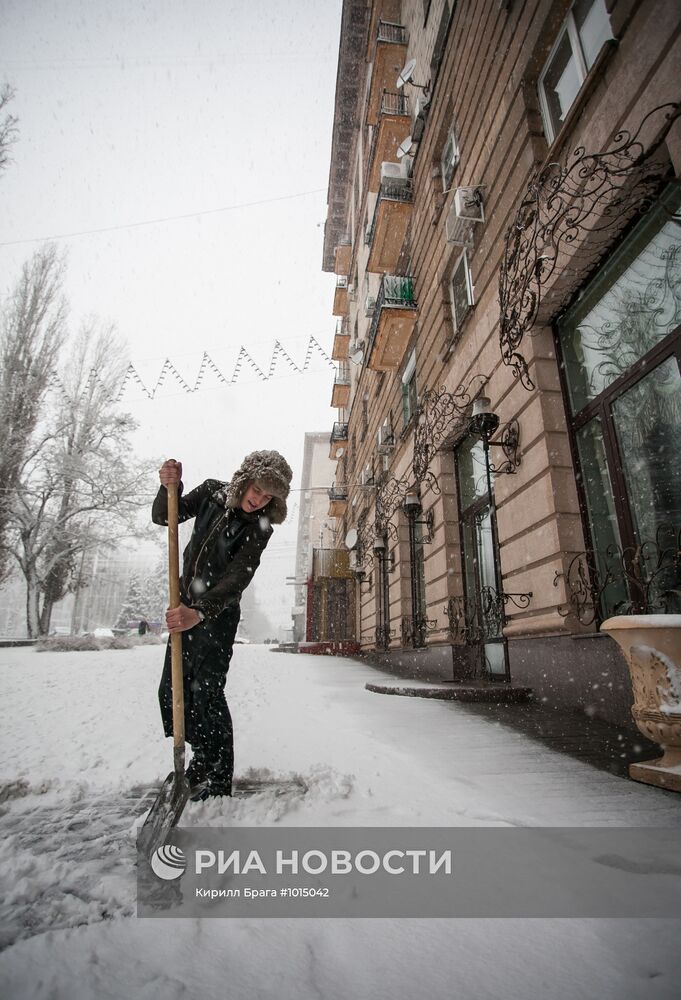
[1, 643, 680, 999]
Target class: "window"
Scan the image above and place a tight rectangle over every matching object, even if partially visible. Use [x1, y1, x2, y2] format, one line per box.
[455, 434, 508, 678]
[440, 122, 460, 191]
[557, 188, 681, 620]
[401, 348, 418, 426]
[450, 250, 474, 332]
[430, 2, 454, 81]
[538, 0, 612, 143]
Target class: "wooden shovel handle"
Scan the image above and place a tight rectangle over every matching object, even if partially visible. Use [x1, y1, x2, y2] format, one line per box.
[166, 482, 185, 766]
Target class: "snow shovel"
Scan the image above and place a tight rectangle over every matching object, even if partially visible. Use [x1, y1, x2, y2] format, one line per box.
[138, 480, 190, 853]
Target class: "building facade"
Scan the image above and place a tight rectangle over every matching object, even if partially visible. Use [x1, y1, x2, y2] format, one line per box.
[292, 432, 356, 645]
[323, 0, 680, 724]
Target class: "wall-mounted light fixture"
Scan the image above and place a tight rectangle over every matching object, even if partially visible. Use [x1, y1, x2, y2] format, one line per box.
[401, 493, 434, 543]
[468, 396, 521, 475]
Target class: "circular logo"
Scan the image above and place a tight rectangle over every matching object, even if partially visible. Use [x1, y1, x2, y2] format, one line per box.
[150, 844, 186, 880]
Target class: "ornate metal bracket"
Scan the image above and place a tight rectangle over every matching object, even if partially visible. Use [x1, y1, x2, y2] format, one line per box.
[499, 102, 681, 390]
[354, 570, 373, 594]
[488, 419, 521, 475]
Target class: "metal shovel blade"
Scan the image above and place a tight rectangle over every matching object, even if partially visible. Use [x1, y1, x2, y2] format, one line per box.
[137, 770, 191, 856]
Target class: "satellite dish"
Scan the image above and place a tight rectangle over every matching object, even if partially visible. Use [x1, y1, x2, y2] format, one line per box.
[336, 447, 345, 458]
[397, 58, 417, 89]
[396, 135, 413, 159]
[350, 348, 364, 364]
[344, 528, 358, 550]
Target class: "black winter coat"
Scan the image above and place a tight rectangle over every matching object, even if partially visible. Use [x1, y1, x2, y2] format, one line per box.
[152, 479, 273, 621]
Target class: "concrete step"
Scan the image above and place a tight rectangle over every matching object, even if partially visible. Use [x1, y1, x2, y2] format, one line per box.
[365, 681, 533, 703]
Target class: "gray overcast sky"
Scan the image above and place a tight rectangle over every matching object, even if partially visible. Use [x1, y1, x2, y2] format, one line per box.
[0, 0, 342, 629]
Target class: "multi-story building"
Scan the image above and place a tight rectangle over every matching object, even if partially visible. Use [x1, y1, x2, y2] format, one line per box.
[323, 0, 680, 724]
[292, 432, 356, 647]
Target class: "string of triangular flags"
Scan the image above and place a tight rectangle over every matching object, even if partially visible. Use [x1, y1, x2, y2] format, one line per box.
[44, 335, 335, 403]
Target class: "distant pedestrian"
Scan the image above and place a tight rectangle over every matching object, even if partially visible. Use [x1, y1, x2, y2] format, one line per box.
[138, 619, 149, 636]
[152, 450, 292, 798]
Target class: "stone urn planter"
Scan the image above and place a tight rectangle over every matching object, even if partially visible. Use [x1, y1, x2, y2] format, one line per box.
[601, 615, 681, 792]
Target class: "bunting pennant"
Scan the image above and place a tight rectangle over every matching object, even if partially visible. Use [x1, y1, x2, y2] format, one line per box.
[35, 336, 336, 403]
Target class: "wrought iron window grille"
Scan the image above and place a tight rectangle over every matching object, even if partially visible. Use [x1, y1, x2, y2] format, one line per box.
[375, 625, 396, 649]
[401, 614, 438, 648]
[553, 523, 681, 627]
[445, 587, 532, 643]
[498, 102, 681, 390]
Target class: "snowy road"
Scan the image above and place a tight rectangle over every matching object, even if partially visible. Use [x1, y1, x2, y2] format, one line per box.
[1, 643, 680, 999]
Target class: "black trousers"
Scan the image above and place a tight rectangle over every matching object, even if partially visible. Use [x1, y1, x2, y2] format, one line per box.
[158, 606, 240, 781]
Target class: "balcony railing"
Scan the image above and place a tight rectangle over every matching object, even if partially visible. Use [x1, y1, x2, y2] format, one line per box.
[334, 362, 351, 385]
[367, 21, 408, 126]
[366, 177, 413, 247]
[365, 274, 417, 372]
[377, 20, 407, 44]
[366, 92, 411, 191]
[367, 274, 415, 352]
[331, 421, 349, 442]
[381, 90, 409, 116]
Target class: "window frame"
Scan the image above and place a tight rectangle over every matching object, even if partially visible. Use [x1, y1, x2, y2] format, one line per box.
[554, 192, 681, 622]
[440, 122, 460, 192]
[449, 249, 474, 333]
[538, 0, 611, 144]
[401, 348, 418, 427]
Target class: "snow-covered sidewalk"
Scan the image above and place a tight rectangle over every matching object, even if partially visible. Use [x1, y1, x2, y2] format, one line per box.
[1, 643, 680, 999]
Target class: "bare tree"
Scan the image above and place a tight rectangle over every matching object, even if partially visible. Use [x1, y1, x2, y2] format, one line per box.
[9, 320, 154, 635]
[0, 244, 68, 586]
[0, 84, 19, 176]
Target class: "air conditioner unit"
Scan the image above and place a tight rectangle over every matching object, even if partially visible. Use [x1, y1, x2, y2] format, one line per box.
[365, 295, 376, 317]
[445, 186, 485, 245]
[455, 186, 485, 222]
[377, 424, 394, 453]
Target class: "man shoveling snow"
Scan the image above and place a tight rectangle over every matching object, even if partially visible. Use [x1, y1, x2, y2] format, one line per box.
[152, 450, 292, 800]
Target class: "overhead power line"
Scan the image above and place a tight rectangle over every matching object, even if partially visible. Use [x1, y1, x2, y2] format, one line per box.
[0, 187, 326, 247]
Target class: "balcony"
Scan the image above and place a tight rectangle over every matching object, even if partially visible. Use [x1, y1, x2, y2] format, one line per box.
[332, 276, 349, 317]
[367, 91, 411, 192]
[366, 176, 413, 274]
[332, 318, 350, 360]
[367, 21, 408, 126]
[328, 484, 349, 518]
[334, 240, 352, 276]
[330, 362, 351, 408]
[366, 274, 417, 372]
[329, 421, 349, 460]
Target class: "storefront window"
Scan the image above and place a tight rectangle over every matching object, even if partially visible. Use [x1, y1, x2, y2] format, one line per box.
[558, 189, 681, 618]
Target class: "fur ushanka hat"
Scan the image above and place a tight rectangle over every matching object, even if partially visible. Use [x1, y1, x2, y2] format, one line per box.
[221, 449, 293, 524]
